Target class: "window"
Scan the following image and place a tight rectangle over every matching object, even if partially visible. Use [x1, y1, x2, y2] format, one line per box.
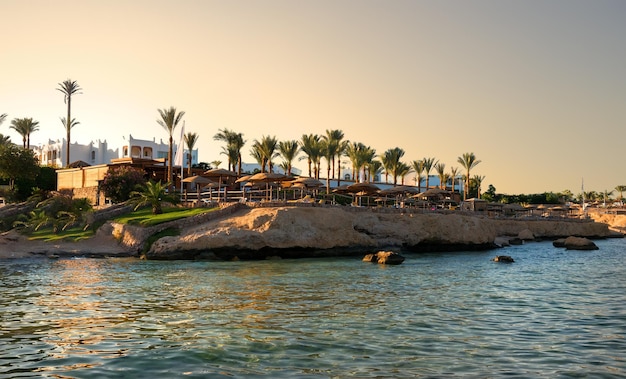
[91, 151, 96, 161]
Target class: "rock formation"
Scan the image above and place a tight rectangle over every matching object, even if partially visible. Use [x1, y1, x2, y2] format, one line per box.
[363, 251, 406, 265]
[143, 205, 613, 260]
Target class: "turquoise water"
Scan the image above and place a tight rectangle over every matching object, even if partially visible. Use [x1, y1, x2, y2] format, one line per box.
[1, 239, 625, 378]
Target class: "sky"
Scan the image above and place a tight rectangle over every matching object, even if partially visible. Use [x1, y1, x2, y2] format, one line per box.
[1, 0, 624, 195]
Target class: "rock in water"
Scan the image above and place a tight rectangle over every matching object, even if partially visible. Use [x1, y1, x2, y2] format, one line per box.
[363, 251, 405, 265]
[563, 236, 599, 250]
[492, 255, 515, 263]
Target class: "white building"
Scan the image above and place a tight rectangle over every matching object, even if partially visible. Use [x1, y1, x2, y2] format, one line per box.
[120, 134, 198, 168]
[33, 134, 198, 168]
[34, 139, 118, 168]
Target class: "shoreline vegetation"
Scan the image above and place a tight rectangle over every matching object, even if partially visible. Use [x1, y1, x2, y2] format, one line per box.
[1, 203, 623, 260]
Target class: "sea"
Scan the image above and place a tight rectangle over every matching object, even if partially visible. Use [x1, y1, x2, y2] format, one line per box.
[1, 238, 625, 378]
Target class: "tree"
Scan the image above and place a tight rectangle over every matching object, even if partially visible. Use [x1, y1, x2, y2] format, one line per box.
[0, 144, 40, 191]
[615, 185, 626, 203]
[345, 142, 374, 181]
[101, 165, 147, 203]
[277, 140, 299, 176]
[157, 106, 185, 189]
[210, 160, 222, 169]
[472, 175, 486, 199]
[57, 79, 82, 167]
[482, 184, 498, 202]
[397, 162, 411, 185]
[382, 147, 406, 186]
[457, 152, 481, 200]
[214, 128, 245, 175]
[422, 157, 438, 190]
[449, 166, 460, 192]
[258, 135, 279, 173]
[184, 132, 199, 175]
[434, 162, 446, 189]
[299, 134, 321, 178]
[411, 160, 424, 192]
[10, 117, 40, 149]
[323, 129, 345, 185]
[131, 180, 179, 215]
[0, 113, 7, 126]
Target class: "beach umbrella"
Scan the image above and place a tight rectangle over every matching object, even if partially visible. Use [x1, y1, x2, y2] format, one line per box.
[247, 172, 291, 200]
[235, 174, 254, 183]
[416, 188, 450, 199]
[346, 182, 380, 194]
[332, 184, 351, 194]
[182, 175, 217, 202]
[204, 168, 237, 201]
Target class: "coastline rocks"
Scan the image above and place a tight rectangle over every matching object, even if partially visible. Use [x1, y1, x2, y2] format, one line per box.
[492, 255, 515, 263]
[556, 236, 599, 251]
[518, 229, 535, 241]
[143, 206, 612, 260]
[363, 251, 405, 265]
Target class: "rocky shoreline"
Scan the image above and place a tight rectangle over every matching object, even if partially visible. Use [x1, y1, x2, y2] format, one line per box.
[1, 204, 622, 260]
[141, 205, 618, 260]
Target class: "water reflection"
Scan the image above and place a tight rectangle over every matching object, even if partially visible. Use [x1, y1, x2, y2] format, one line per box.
[1, 240, 625, 378]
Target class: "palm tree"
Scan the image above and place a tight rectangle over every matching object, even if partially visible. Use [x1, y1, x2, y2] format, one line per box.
[249, 145, 264, 170]
[0, 113, 6, 126]
[323, 129, 345, 184]
[472, 175, 486, 199]
[10, 118, 40, 149]
[457, 152, 481, 200]
[57, 79, 82, 167]
[449, 166, 460, 192]
[157, 106, 185, 188]
[614, 185, 626, 204]
[397, 162, 411, 185]
[299, 134, 321, 178]
[434, 162, 446, 189]
[211, 160, 222, 169]
[602, 189, 614, 207]
[214, 128, 246, 174]
[184, 132, 199, 175]
[411, 160, 425, 192]
[359, 145, 376, 182]
[252, 135, 278, 173]
[278, 140, 300, 175]
[368, 159, 383, 183]
[422, 157, 438, 190]
[131, 181, 179, 214]
[383, 147, 406, 186]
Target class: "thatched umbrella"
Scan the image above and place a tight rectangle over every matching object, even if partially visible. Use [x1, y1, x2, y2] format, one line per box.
[182, 175, 217, 202]
[204, 168, 237, 201]
[346, 182, 380, 194]
[288, 177, 324, 199]
[247, 172, 291, 200]
[346, 182, 380, 206]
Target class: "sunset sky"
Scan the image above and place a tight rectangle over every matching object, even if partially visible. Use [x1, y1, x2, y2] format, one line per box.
[1, 0, 624, 194]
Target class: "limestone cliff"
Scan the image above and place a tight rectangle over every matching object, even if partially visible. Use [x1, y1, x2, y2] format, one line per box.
[146, 206, 613, 260]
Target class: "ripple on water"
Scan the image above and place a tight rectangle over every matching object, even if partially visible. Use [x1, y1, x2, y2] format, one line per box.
[0, 240, 625, 378]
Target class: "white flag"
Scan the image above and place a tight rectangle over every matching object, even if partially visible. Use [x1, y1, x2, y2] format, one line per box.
[174, 122, 185, 167]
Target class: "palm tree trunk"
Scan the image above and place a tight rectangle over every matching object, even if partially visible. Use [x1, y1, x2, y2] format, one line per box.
[65, 97, 71, 166]
[168, 135, 173, 188]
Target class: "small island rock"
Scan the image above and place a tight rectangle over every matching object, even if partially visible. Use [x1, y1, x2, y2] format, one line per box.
[363, 251, 405, 265]
[563, 236, 599, 251]
[492, 255, 515, 263]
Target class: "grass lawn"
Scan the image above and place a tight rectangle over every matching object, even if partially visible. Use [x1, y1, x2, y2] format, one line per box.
[26, 207, 216, 242]
[29, 225, 97, 242]
[112, 206, 216, 227]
